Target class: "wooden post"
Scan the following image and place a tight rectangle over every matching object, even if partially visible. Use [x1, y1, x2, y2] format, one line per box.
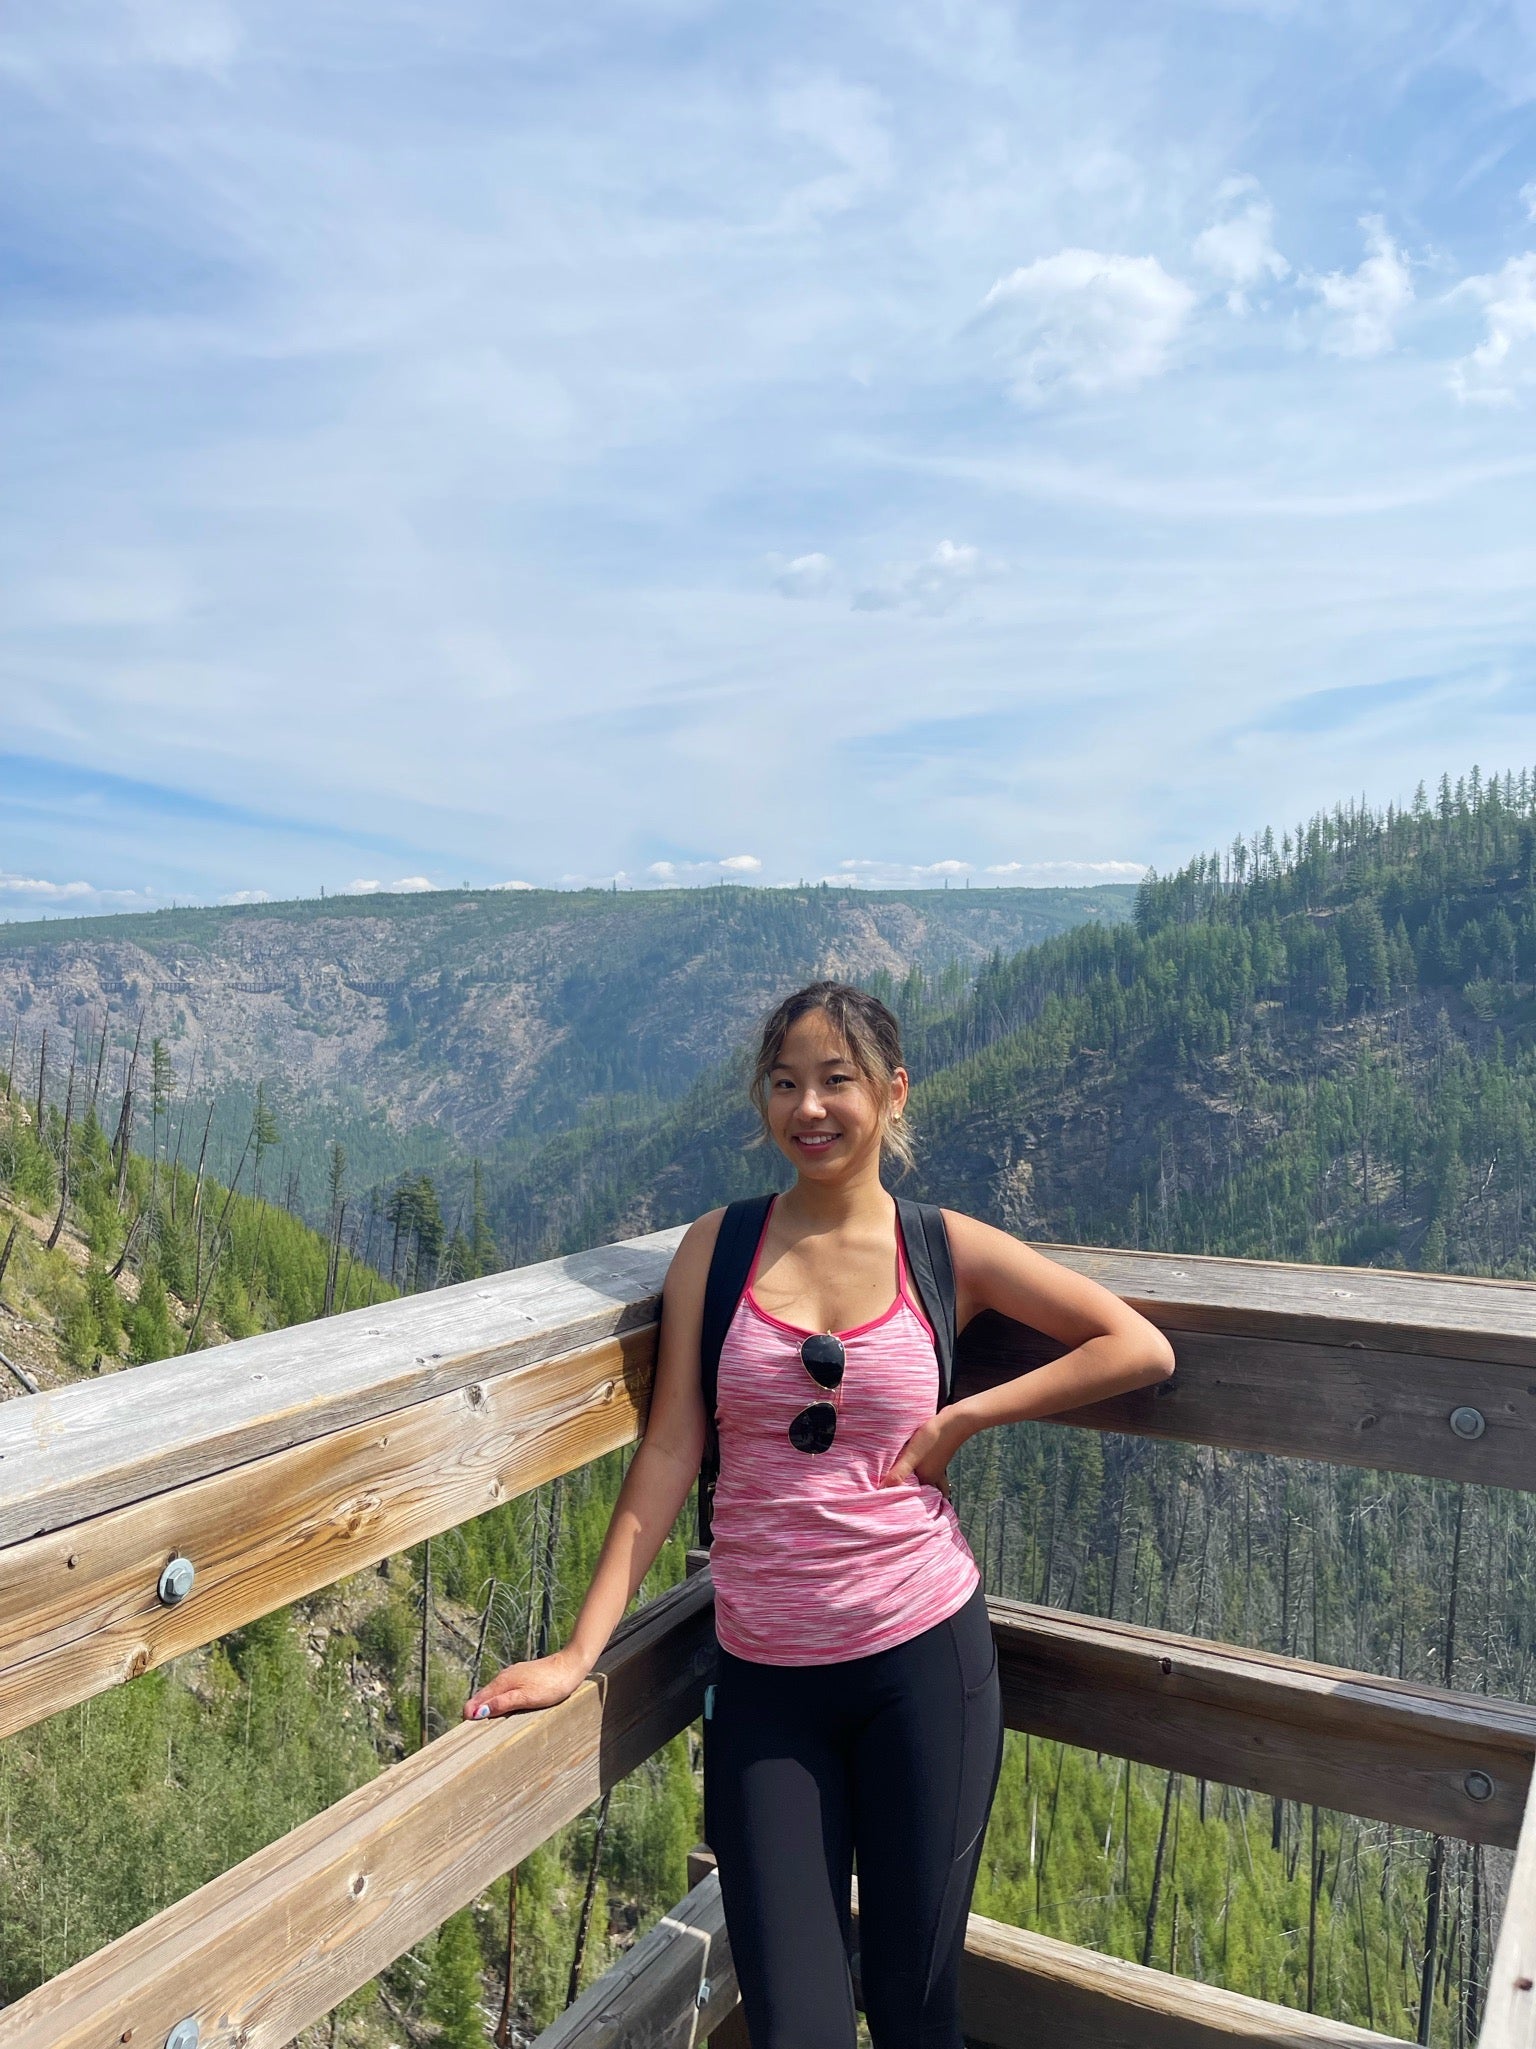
[1477, 1767, 1536, 2047]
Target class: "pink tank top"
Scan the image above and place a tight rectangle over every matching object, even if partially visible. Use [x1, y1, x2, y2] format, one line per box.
[709, 1201, 981, 1665]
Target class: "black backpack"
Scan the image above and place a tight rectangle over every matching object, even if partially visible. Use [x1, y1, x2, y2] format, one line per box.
[692, 1194, 958, 1546]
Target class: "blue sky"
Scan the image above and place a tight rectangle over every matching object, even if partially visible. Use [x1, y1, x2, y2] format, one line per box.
[4, 0, 1536, 916]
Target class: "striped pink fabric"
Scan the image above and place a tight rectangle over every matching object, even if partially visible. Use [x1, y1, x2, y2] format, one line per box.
[709, 1207, 980, 1665]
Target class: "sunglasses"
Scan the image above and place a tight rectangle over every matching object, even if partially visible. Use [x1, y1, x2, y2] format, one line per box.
[789, 1332, 846, 1454]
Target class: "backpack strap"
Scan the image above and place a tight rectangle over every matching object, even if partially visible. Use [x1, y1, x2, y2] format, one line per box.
[694, 1193, 775, 1547]
[895, 1199, 958, 1408]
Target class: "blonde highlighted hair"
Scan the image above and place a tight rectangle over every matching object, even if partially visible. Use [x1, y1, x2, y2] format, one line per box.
[748, 980, 916, 1172]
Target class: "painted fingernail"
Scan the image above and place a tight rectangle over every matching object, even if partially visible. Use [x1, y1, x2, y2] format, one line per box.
[474, 1703, 491, 1719]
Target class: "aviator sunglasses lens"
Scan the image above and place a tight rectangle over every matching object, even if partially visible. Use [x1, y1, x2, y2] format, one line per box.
[789, 1333, 844, 1453]
[799, 1332, 846, 1388]
[789, 1401, 839, 1454]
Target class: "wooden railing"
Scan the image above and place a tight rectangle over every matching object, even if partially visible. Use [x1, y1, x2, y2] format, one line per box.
[0, 1232, 1533, 2047]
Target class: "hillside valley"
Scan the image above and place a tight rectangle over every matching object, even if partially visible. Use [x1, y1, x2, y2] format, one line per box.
[0, 883, 1134, 1215]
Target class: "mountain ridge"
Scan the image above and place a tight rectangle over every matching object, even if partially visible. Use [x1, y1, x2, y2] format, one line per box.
[0, 883, 1136, 1202]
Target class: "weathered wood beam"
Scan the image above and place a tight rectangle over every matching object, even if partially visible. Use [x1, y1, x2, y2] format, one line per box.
[1479, 1766, 1536, 2048]
[532, 1864, 739, 2049]
[955, 1908, 1401, 2049]
[1024, 1243, 1536, 1365]
[992, 1598, 1536, 1849]
[543, 1867, 1400, 2049]
[7, 1233, 1536, 1563]
[0, 1229, 681, 1546]
[957, 1311, 1536, 1491]
[2, 1232, 1533, 1749]
[0, 1571, 716, 2049]
[0, 1329, 651, 1741]
[685, 1847, 752, 2049]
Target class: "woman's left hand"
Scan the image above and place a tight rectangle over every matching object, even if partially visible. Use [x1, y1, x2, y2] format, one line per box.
[881, 1409, 972, 1494]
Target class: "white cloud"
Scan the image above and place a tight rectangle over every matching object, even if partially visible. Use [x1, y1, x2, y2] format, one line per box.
[771, 76, 893, 227]
[824, 857, 1146, 888]
[488, 878, 536, 891]
[1450, 253, 1536, 405]
[343, 875, 436, 895]
[0, 872, 97, 900]
[1308, 217, 1413, 358]
[1522, 182, 1536, 223]
[831, 858, 972, 886]
[978, 250, 1196, 403]
[854, 539, 990, 613]
[1194, 178, 1289, 313]
[27, 551, 191, 629]
[0, 870, 151, 912]
[770, 552, 837, 599]
[123, 0, 242, 72]
[984, 859, 1148, 881]
[646, 854, 763, 882]
[221, 888, 271, 905]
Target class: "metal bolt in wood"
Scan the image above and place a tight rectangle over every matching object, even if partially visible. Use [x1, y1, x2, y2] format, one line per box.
[1448, 1405, 1486, 1440]
[165, 2020, 200, 2049]
[158, 1555, 195, 1605]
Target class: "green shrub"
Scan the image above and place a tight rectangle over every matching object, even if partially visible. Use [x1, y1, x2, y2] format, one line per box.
[125, 1260, 180, 1364]
[424, 1909, 488, 2048]
[85, 1258, 122, 1351]
[357, 1597, 416, 1687]
[58, 1288, 100, 1370]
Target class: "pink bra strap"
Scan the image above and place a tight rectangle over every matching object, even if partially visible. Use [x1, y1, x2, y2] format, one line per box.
[895, 1221, 935, 1340]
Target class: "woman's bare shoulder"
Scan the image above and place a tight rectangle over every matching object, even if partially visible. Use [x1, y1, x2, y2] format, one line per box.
[664, 1208, 728, 1296]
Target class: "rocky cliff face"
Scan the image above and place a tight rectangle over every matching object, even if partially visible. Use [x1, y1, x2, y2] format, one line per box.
[0, 885, 1134, 1153]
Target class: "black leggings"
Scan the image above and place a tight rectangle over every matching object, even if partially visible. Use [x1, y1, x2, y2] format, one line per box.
[704, 1583, 1003, 2049]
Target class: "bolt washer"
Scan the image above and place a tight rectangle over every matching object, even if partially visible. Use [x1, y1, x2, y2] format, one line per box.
[158, 1556, 196, 1606]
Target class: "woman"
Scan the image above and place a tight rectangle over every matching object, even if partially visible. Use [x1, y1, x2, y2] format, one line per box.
[465, 981, 1174, 2049]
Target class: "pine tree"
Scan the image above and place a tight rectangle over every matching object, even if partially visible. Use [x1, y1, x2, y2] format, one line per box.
[424, 1910, 488, 2048]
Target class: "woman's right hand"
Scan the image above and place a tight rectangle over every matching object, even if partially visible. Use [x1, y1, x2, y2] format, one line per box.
[463, 1646, 588, 1721]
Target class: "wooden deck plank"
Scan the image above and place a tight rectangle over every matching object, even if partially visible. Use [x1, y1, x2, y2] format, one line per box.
[0, 1572, 717, 2049]
[0, 1331, 651, 1741]
[991, 1599, 1536, 1849]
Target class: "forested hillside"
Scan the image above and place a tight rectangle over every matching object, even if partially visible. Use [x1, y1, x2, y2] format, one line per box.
[907, 767, 1536, 1277]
